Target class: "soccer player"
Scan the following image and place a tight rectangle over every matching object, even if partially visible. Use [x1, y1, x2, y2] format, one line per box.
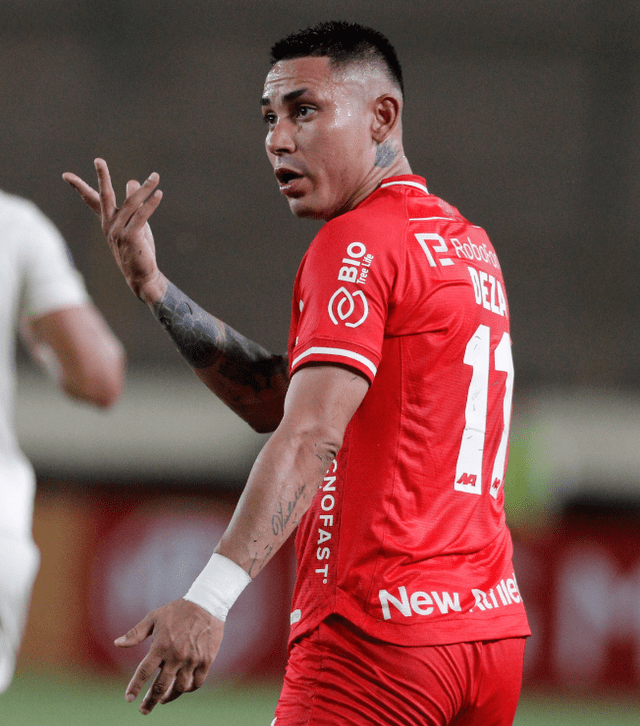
[0, 189, 125, 693]
[64, 20, 530, 725]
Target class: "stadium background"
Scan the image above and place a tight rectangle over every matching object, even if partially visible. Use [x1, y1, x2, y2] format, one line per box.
[3, 1, 640, 723]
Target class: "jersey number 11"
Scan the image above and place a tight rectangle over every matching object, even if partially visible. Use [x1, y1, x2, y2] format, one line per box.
[454, 324, 513, 499]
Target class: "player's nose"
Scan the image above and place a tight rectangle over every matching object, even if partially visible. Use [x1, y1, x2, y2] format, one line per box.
[266, 119, 296, 156]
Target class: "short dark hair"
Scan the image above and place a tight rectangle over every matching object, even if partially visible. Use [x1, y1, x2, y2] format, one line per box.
[270, 20, 404, 97]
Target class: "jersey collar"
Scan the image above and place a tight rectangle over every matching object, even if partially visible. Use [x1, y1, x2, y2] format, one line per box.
[379, 175, 429, 195]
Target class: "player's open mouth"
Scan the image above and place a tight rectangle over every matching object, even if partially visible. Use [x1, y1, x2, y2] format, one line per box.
[275, 167, 306, 194]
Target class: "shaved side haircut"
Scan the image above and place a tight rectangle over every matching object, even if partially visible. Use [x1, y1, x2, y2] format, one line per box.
[270, 20, 404, 98]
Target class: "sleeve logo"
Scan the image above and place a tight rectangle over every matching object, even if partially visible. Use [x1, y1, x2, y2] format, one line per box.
[338, 241, 374, 286]
[328, 287, 369, 328]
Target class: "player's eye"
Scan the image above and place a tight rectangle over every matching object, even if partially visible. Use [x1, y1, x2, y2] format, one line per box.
[263, 112, 277, 125]
[296, 105, 315, 119]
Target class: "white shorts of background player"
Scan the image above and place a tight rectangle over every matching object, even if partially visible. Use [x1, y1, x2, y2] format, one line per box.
[0, 534, 40, 693]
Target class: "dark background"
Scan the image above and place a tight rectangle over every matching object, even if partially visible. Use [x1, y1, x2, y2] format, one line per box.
[4, 0, 639, 389]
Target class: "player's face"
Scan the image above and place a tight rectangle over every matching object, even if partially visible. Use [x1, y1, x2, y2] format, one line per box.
[262, 56, 377, 221]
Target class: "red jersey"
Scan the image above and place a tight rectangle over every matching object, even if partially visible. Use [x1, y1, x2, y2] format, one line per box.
[287, 175, 530, 646]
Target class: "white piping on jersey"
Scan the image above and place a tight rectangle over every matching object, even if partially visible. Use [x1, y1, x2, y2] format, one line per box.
[410, 216, 454, 222]
[411, 216, 482, 229]
[292, 347, 377, 377]
[380, 180, 429, 194]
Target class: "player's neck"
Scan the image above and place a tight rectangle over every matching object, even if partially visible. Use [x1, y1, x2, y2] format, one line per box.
[378, 153, 413, 181]
[323, 146, 412, 221]
[343, 153, 413, 216]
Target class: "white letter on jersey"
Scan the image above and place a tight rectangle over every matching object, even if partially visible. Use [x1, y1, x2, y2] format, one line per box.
[468, 267, 482, 304]
[431, 591, 462, 614]
[338, 266, 358, 283]
[467, 267, 507, 318]
[379, 587, 412, 619]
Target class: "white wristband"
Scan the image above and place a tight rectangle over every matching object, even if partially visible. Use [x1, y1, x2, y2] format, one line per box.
[184, 553, 252, 621]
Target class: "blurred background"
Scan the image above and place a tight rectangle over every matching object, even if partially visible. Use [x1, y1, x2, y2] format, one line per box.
[3, 0, 640, 723]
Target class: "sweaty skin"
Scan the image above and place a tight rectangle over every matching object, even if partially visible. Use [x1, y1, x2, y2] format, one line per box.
[62, 54, 410, 715]
[262, 56, 411, 220]
[374, 139, 399, 168]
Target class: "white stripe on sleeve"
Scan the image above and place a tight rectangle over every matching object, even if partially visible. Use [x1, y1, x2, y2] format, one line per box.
[291, 347, 377, 377]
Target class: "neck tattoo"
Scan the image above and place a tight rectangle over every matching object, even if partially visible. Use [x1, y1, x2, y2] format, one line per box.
[374, 140, 397, 169]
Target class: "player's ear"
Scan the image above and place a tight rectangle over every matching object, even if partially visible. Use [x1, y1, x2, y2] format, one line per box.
[371, 94, 401, 143]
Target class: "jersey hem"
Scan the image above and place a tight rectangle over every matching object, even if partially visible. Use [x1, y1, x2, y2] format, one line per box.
[288, 603, 531, 649]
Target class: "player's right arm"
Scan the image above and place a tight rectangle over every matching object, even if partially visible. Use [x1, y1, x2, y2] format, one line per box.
[20, 304, 125, 409]
[113, 362, 370, 715]
[63, 158, 288, 432]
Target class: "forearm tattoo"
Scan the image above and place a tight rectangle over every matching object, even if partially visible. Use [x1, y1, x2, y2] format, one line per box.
[152, 282, 287, 395]
[247, 484, 308, 577]
[374, 140, 398, 168]
[271, 484, 307, 537]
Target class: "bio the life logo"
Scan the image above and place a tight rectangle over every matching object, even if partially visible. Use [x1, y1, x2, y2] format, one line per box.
[338, 241, 374, 286]
[328, 287, 369, 328]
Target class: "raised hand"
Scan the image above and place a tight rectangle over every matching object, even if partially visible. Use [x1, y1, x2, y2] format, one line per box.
[63, 158, 167, 302]
[114, 598, 225, 715]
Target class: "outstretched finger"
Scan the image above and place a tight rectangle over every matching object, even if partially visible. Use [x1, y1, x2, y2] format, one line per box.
[124, 652, 164, 708]
[124, 188, 163, 236]
[112, 173, 161, 234]
[62, 173, 102, 216]
[126, 179, 141, 196]
[139, 665, 180, 715]
[94, 157, 118, 221]
[121, 172, 160, 210]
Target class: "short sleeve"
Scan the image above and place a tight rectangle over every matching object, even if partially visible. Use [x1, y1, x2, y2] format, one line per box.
[290, 207, 402, 384]
[17, 198, 89, 319]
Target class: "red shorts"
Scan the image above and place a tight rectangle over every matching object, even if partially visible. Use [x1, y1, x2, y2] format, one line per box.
[272, 616, 526, 726]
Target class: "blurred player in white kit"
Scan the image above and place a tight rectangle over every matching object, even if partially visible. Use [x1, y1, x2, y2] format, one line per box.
[0, 189, 125, 692]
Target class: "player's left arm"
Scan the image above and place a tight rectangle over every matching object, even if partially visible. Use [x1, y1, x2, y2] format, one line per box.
[63, 160, 289, 433]
[151, 282, 290, 434]
[114, 362, 369, 714]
